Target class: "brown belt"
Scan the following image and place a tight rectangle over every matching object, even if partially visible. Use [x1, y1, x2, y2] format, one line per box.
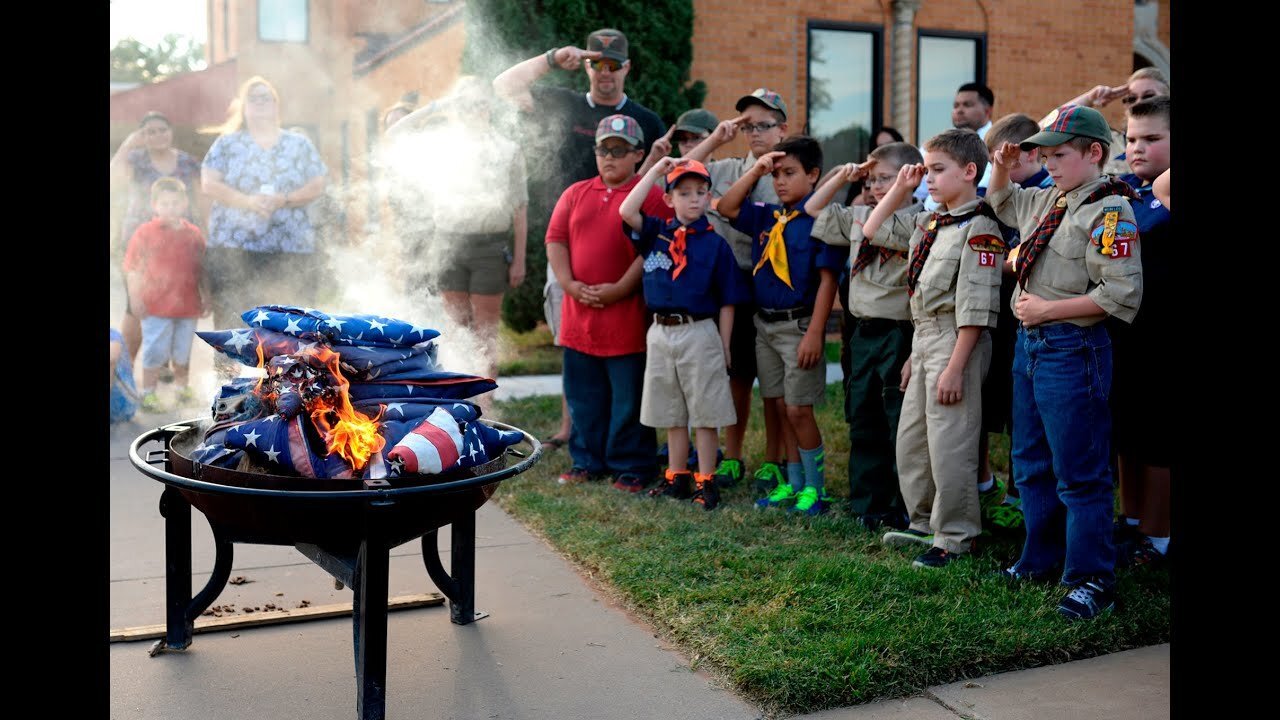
[653, 312, 710, 326]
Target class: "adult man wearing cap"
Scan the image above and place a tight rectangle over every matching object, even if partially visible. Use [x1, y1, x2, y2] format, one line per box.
[682, 88, 792, 492]
[494, 28, 666, 201]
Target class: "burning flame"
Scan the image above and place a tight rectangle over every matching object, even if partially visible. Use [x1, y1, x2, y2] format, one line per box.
[308, 346, 385, 471]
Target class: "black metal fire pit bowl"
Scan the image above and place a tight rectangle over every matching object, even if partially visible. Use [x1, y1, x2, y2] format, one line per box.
[129, 417, 543, 720]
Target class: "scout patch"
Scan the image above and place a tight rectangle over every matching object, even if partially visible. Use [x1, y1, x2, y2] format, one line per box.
[1090, 210, 1138, 258]
[643, 249, 673, 273]
[968, 234, 1007, 267]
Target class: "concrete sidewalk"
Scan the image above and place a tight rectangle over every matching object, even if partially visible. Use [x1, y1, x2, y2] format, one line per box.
[110, 406, 1168, 720]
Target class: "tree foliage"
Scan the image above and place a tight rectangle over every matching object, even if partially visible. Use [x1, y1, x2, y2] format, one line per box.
[462, 1, 706, 331]
[110, 34, 207, 84]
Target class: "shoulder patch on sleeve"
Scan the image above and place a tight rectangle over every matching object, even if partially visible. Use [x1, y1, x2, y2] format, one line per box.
[967, 234, 1007, 253]
[1090, 217, 1138, 257]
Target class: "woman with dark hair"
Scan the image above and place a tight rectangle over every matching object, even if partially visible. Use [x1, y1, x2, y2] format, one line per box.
[111, 110, 205, 364]
[872, 126, 904, 147]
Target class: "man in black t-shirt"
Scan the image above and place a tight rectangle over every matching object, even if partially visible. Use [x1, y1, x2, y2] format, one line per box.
[493, 28, 665, 208]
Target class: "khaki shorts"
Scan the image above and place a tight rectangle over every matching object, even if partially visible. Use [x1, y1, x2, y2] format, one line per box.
[754, 314, 827, 405]
[436, 234, 510, 295]
[640, 319, 737, 429]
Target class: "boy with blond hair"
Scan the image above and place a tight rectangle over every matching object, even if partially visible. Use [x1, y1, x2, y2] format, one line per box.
[804, 142, 924, 531]
[988, 104, 1143, 619]
[620, 158, 751, 509]
[860, 129, 1004, 568]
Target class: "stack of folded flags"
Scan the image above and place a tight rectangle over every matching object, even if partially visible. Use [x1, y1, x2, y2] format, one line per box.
[189, 305, 522, 479]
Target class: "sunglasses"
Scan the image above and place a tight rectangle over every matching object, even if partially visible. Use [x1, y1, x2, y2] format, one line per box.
[594, 145, 637, 158]
[1122, 91, 1158, 106]
[587, 59, 625, 72]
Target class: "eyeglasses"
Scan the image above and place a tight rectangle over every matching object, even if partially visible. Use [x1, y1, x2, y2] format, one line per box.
[741, 121, 780, 134]
[866, 174, 897, 186]
[587, 59, 625, 72]
[246, 93, 275, 104]
[594, 145, 636, 158]
[143, 126, 171, 136]
[1122, 91, 1158, 106]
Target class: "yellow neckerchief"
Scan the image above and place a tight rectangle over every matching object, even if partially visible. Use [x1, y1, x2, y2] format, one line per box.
[753, 209, 800, 289]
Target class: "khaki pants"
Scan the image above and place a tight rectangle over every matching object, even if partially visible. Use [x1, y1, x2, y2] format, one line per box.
[896, 314, 991, 553]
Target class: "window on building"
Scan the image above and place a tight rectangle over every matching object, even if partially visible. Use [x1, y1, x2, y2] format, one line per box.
[807, 23, 882, 172]
[259, 0, 308, 43]
[916, 32, 985, 144]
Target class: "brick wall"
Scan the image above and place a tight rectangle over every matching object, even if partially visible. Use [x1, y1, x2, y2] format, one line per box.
[690, 0, 1137, 153]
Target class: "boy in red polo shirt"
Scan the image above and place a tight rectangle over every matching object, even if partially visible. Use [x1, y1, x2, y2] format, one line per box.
[547, 114, 675, 489]
[124, 177, 210, 411]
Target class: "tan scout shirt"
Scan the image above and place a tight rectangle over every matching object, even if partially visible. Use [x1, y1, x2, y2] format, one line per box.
[986, 175, 1142, 326]
[707, 153, 779, 271]
[901, 198, 1003, 328]
[812, 200, 923, 321]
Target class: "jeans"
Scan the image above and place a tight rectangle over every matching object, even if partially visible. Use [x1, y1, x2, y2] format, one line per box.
[563, 348, 656, 478]
[1011, 322, 1116, 586]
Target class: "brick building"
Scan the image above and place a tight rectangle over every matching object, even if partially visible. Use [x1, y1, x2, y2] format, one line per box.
[108, 0, 1170, 241]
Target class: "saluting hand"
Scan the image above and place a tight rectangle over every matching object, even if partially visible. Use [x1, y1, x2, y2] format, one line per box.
[993, 142, 1023, 170]
[647, 126, 675, 163]
[711, 116, 747, 144]
[553, 46, 601, 71]
[896, 163, 925, 188]
[751, 150, 787, 178]
[651, 156, 680, 178]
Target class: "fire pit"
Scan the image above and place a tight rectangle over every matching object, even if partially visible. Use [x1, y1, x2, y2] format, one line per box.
[130, 416, 542, 720]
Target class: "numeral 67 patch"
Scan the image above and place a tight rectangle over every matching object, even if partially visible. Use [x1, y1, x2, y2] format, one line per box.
[1091, 216, 1138, 258]
[968, 234, 1007, 267]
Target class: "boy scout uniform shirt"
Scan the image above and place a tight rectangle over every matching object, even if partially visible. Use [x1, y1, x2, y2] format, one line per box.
[902, 198, 1004, 328]
[986, 175, 1143, 326]
[629, 214, 752, 315]
[730, 194, 845, 311]
[812, 200, 923, 322]
[707, 154, 780, 271]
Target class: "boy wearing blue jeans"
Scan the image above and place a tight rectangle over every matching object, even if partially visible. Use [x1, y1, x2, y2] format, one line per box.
[620, 158, 751, 509]
[717, 136, 843, 516]
[987, 105, 1143, 620]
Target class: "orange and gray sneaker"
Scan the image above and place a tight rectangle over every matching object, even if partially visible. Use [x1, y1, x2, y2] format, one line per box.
[691, 472, 720, 511]
[649, 468, 693, 499]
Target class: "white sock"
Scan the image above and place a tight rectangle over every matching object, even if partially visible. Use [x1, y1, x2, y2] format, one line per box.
[1148, 536, 1170, 554]
[977, 476, 995, 493]
[1125, 517, 1140, 526]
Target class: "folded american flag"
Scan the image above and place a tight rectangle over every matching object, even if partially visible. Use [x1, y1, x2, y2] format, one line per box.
[242, 305, 438, 348]
[198, 327, 441, 381]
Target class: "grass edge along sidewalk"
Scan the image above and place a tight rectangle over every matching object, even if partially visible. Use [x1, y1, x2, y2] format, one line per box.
[488, 388, 1170, 717]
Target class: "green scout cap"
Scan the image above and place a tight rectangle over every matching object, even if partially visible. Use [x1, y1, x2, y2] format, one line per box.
[674, 108, 719, 136]
[735, 88, 788, 120]
[586, 28, 629, 63]
[596, 114, 644, 146]
[1021, 105, 1112, 149]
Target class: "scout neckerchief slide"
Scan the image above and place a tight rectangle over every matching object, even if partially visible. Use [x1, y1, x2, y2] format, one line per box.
[754, 209, 800, 289]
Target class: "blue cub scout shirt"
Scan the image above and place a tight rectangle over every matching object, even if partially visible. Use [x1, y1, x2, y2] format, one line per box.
[1120, 173, 1170, 234]
[629, 214, 752, 316]
[729, 194, 844, 310]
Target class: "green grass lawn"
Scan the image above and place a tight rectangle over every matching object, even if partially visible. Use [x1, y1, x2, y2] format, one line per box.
[488, 386, 1170, 717]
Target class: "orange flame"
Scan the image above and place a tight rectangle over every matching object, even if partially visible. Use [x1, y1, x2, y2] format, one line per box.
[306, 346, 385, 471]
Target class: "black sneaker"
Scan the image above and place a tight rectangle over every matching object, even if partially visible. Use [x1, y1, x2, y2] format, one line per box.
[912, 546, 965, 569]
[1057, 577, 1116, 620]
[997, 564, 1063, 583]
[1118, 537, 1168, 569]
[691, 473, 720, 511]
[611, 473, 650, 493]
[648, 469, 693, 499]
[856, 510, 909, 532]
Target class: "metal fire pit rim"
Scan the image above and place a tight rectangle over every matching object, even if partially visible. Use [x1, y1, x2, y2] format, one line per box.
[129, 417, 543, 499]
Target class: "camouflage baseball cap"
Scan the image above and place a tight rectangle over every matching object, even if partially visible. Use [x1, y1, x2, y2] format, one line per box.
[674, 108, 719, 136]
[596, 114, 644, 146]
[1021, 105, 1112, 149]
[735, 88, 788, 120]
[664, 159, 712, 191]
[586, 28, 629, 63]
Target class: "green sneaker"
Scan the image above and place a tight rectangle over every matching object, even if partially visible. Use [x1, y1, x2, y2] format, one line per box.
[712, 457, 744, 488]
[141, 391, 164, 413]
[980, 479, 1024, 531]
[752, 461, 784, 495]
[790, 486, 834, 516]
[754, 479, 797, 510]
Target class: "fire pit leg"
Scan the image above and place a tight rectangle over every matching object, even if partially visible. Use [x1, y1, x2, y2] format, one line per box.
[421, 512, 488, 625]
[352, 505, 391, 720]
[153, 487, 236, 656]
